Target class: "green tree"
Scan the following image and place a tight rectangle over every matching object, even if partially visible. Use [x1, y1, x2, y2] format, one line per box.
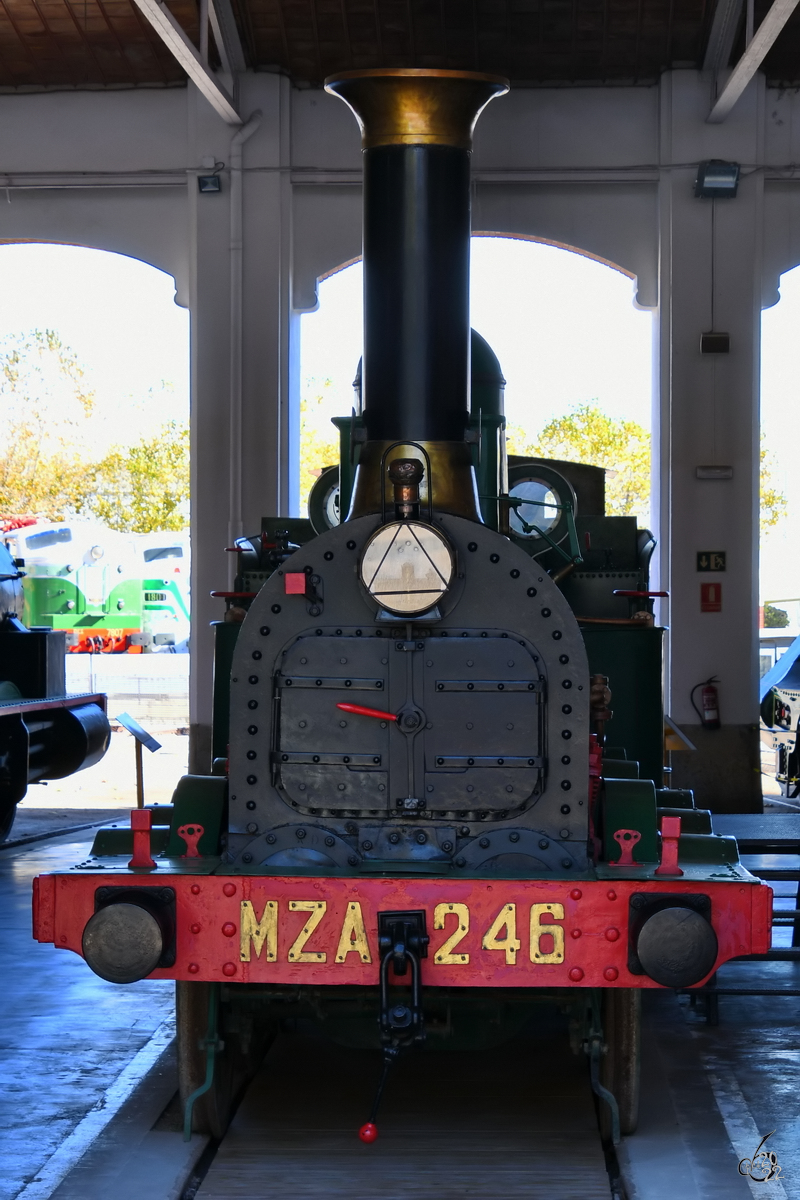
[89, 422, 190, 533]
[0, 330, 95, 518]
[760, 443, 787, 536]
[507, 403, 651, 522]
[763, 602, 789, 628]
[508, 403, 788, 536]
[299, 379, 340, 516]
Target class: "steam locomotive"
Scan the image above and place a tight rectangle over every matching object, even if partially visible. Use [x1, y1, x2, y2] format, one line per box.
[32, 68, 772, 1145]
[0, 537, 110, 840]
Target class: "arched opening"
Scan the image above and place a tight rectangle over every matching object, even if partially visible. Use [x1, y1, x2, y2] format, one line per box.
[761, 266, 798, 636]
[298, 235, 653, 522]
[758, 265, 798, 803]
[0, 242, 191, 814]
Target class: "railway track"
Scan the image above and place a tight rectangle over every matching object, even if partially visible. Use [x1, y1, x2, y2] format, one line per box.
[190, 1018, 615, 1200]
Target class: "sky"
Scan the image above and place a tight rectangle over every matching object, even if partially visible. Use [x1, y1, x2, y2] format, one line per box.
[0, 237, 796, 608]
[300, 237, 654, 444]
[760, 270, 800, 610]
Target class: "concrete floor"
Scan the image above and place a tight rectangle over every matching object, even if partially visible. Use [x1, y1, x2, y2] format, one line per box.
[0, 834, 175, 1200]
[623, 977, 800, 1199]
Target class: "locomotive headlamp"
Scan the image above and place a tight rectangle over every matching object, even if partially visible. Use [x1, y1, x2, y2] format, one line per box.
[360, 521, 454, 616]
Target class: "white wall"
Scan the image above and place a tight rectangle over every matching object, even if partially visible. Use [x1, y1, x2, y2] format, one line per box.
[1, 69, 798, 803]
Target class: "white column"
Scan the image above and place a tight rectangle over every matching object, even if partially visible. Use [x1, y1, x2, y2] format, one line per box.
[658, 71, 763, 810]
[188, 74, 293, 769]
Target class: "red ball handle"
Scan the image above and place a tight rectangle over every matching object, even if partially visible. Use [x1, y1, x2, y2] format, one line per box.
[358, 1123, 378, 1143]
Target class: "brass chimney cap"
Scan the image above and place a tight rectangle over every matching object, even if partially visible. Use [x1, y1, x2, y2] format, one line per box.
[324, 68, 509, 150]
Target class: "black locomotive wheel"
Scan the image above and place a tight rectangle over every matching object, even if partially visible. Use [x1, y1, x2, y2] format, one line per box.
[599, 988, 641, 1140]
[177, 982, 274, 1139]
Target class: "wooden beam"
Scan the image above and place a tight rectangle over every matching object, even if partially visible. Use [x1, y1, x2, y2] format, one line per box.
[703, 0, 744, 73]
[708, 0, 800, 122]
[131, 0, 242, 125]
[209, 0, 247, 77]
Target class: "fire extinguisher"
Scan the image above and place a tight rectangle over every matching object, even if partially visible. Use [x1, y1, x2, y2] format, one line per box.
[690, 676, 721, 730]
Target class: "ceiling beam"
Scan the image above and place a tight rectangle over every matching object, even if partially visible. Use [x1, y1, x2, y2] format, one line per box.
[703, 0, 745, 73]
[131, 0, 242, 125]
[209, 0, 247, 77]
[707, 0, 800, 122]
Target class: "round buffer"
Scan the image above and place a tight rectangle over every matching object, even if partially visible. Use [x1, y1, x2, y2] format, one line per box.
[82, 902, 164, 984]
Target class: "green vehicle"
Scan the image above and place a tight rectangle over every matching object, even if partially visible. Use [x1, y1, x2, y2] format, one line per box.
[8, 521, 144, 653]
[137, 531, 191, 651]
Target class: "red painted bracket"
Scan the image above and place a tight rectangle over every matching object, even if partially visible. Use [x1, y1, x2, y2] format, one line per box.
[177, 823, 205, 859]
[655, 815, 684, 876]
[609, 828, 641, 867]
[129, 809, 156, 870]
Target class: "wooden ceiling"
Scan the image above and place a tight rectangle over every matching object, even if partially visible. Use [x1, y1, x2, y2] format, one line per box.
[0, 0, 798, 92]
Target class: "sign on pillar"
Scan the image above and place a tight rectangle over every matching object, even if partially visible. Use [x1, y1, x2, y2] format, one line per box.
[696, 551, 726, 572]
[700, 582, 722, 613]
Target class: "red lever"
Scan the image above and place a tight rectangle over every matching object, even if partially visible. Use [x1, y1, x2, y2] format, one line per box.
[655, 815, 684, 876]
[336, 703, 397, 722]
[129, 809, 156, 870]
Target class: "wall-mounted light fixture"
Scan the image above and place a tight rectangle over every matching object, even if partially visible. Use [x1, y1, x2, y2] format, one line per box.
[197, 158, 224, 194]
[694, 161, 740, 199]
[700, 332, 730, 353]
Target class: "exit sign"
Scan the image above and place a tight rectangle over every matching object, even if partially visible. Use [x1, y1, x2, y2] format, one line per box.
[697, 551, 726, 572]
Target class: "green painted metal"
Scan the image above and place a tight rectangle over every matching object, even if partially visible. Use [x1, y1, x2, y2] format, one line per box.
[212, 621, 240, 761]
[656, 806, 712, 834]
[602, 777, 659, 863]
[469, 329, 506, 530]
[655, 788, 695, 809]
[23, 571, 143, 632]
[332, 414, 364, 522]
[581, 626, 664, 786]
[183, 982, 221, 1142]
[86, 778, 225, 860]
[142, 576, 190, 620]
[603, 758, 640, 779]
[165, 774, 227, 857]
[91, 826, 171, 856]
[586, 990, 620, 1146]
[678, 833, 739, 864]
